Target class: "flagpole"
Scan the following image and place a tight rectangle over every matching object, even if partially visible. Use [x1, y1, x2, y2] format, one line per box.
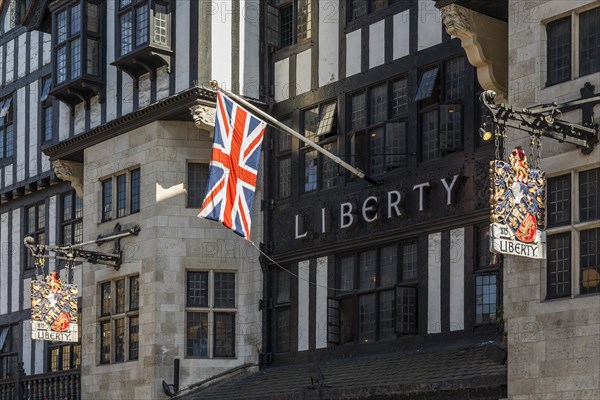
[209, 81, 379, 186]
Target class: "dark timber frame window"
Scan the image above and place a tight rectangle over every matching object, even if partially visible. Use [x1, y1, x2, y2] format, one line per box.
[474, 225, 499, 324]
[0, 325, 19, 380]
[276, 0, 311, 48]
[348, 77, 408, 177]
[301, 102, 338, 193]
[416, 57, 465, 162]
[98, 275, 140, 364]
[0, 96, 14, 160]
[546, 168, 600, 298]
[61, 191, 83, 245]
[25, 202, 46, 270]
[276, 118, 292, 199]
[40, 77, 53, 143]
[100, 168, 141, 222]
[349, 0, 396, 20]
[186, 271, 236, 358]
[330, 243, 418, 345]
[186, 162, 209, 209]
[275, 268, 291, 352]
[545, 7, 600, 86]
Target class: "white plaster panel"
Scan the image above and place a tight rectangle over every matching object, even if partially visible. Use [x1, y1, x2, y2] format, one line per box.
[22, 319, 32, 375]
[5, 40, 14, 83]
[393, 10, 410, 60]
[5, 164, 12, 187]
[23, 278, 31, 310]
[296, 49, 312, 95]
[318, 0, 339, 87]
[29, 32, 39, 74]
[122, 73, 134, 115]
[34, 339, 44, 374]
[138, 73, 151, 109]
[90, 96, 101, 129]
[11, 208, 20, 312]
[41, 152, 51, 173]
[212, 1, 233, 90]
[74, 103, 85, 135]
[16, 87, 26, 182]
[58, 102, 70, 141]
[0, 212, 8, 315]
[369, 20, 385, 69]
[106, 1, 117, 121]
[156, 66, 170, 101]
[240, 0, 261, 98]
[298, 260, 310, 351]
[0, 46, 3, 86]
[417, 0, 442, 51]
[449, 228, 465, 331]
[28, 82, 38, 177]
[316, 257, 328, 349]
[274, 58, 290, 102]
[175, 0, 191, 93]
[427, 232, 442, 334]
[17, 33, 26, 78]
[346, 29, 362, 77]
[42, 33, 51, 65]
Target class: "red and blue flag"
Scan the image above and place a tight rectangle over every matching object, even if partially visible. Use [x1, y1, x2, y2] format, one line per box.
[198, 92, 267, 240]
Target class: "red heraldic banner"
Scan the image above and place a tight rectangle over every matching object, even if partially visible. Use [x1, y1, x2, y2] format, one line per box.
[31, 271, 79, 342]
[198, 92, 267, 240]
[490, 146, 547, 259]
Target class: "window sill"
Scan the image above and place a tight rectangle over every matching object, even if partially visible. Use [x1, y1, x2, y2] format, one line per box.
[112, 45, 173, 82]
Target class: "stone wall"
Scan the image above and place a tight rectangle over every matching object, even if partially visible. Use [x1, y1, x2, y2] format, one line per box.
[80, 121, 263, 399]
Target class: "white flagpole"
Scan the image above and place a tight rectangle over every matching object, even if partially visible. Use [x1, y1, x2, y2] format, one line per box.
[210, 81, 378, 186]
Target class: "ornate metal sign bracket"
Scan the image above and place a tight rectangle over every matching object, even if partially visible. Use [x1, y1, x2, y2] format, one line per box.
[24, 223, 141, 271]
[480, 83, 599, 154]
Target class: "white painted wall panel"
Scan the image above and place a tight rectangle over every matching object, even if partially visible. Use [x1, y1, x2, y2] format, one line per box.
[17, 33, 26, 78]
[393, 10, 410, 60]
[211, 1, 233, 90]
[274, 58, 289, 102]
[42, 33, 51, 66]
[74, 103, 85, 135]
[0, 46, 4, 86]
[29, 32, 39, 74]
[427, 232, 441, 334]
[369, 20, 385, 69]
[5, 40, 14, 83]
[296, 49, 312, 95]
[450, 228, 465, 331]
[41, 153, 51, 173]
[240, 0, 261, 98]
[0, 213, 8, 315]
[34, 340, 44, 374]
[156, 66, 170, 101]
[23, 278, 31, 310]
[5, 164, 12, 186]
[417, 0, 442, 51]
[175, 0, 191, 93]
[106, 1, 117, 121]
[58, 102, 70, 141]
[28, 83, 38, 177]
[316, 257, 328, 349]
[22, 319, 32, 375]
[16, 87, 26, 182]
[346, 29, 362, 77]
[318, 0, 339, 87]
[11, 208, 20, 312]
[297, 260, 310, 351]
[139, 74, 151, 109]
[90, 96, 101, 129]
[122, 74, 134, 115]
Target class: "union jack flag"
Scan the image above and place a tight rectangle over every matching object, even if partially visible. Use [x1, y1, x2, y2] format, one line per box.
[198, 92, 267, 240]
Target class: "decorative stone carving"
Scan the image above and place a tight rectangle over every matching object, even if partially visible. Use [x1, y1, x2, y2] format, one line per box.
[440, 4, 508, 103]
[53, 160, 84, 198]
[190, 103, 216, 138]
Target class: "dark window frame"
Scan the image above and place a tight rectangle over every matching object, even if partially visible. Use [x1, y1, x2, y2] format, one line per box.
[546, 16, 572, 86]
[580, 228, 600, 295]
[0, 324, 19, 380]
[116, 0, 172, 58]
[101, 168, 141, 222]
[60, 190, 83, 245]
[547, 232, 572, 299]
[547, 174, 571, 227]
[348, 0, 396, 21]
[579, 7, 600, 76]
[275, 267, 292, 353]
[276, 117, 293, 199]
[276, 0, 312, 48]
[186, 162, 209, 209]
[0, 96, 14, 160]
[40, 77, 54, 144]
[25, 201, 46, 270]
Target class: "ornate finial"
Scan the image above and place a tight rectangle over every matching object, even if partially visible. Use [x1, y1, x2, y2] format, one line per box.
[209, 80, 219, 90]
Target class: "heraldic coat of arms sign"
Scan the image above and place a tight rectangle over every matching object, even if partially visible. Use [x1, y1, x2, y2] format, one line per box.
[31, 271, 79, 342]
[490, 146, 547, 259]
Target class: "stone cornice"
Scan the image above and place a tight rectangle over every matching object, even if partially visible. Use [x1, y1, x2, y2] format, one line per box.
[439, 3, 508, 102]
[43, 86, 217, 161]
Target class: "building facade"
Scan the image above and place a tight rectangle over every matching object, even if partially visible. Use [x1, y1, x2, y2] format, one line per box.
[1, 0, 266, 399]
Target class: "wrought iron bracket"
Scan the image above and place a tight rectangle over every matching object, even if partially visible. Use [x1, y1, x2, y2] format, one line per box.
[24, 223, 141, 271]
[480, 83, 599, 154]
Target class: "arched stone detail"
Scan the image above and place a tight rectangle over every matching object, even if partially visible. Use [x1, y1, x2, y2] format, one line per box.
[53, 160, 84, 198]
[440, 4, 508, 103]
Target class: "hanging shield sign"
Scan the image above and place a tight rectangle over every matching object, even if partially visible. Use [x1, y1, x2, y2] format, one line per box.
[489, 146, 546, 259]
[31, 271, 78, 342]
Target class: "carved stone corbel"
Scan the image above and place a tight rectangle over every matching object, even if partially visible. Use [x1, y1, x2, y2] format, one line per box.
[52, 160, 84, 198]
[189, 103, 216, 138]
[440, 4, 508, 103]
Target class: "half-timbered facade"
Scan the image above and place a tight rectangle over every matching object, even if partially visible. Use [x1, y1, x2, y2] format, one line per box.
[1, 1, 266, 399]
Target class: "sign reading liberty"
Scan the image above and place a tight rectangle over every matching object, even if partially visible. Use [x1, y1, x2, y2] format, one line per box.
[31, 271, 79, 342]
[490, 146, 546, 259]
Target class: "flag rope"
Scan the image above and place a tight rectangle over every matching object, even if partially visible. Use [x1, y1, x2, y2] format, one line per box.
[249, 240, 357, 293]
